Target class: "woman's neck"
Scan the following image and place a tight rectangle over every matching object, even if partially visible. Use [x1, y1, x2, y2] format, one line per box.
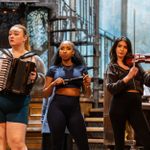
[117, 60, 129, 70]
[61, 60, 73, 67]
[117, 60, 124, 65]
[11, 47, 28, 58]
[12, 45, 27, 52]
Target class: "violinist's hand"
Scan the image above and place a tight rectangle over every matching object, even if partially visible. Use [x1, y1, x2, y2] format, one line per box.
[123, 66, 138, 83]
[83, 73, 91, 88]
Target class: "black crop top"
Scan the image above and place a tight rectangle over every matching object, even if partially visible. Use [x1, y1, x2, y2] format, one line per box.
[106, 63, 150, 95]
[46, 65, 88, 89]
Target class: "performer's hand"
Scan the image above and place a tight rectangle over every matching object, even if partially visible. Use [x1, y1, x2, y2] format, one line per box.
[123, 66, 138, 83]
[83, 73, 91, 88]
[52, 77, 65, 86]
[29, 68, 37, 83]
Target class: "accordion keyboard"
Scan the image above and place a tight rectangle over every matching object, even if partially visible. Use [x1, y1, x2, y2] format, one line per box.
[0, 58, 12, 91]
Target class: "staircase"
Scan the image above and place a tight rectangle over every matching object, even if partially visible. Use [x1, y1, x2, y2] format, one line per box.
[26, 97, 42, 150]
[85, 93, 105, 150]
[85, 109, 104, 149]
[73, 93, 105, 150]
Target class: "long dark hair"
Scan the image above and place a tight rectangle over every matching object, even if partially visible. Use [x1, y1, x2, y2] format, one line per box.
[52, 41, 86, 66]
[109, 36, 133, 65]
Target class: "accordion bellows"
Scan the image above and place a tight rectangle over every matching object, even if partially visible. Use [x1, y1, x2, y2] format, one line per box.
[0, 49, 36, 95]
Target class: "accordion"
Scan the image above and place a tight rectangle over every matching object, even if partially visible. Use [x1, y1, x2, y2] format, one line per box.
[0, 49, 36, 95]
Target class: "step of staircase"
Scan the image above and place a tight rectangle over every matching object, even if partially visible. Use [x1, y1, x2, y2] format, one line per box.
[26, 120, 42, 150]
[86, 127, 104, 132]
[83, 102, 105, 149]
[88, 138, 104, 144]
[27, 120, 41, 132]
[89, 108, 104, 117]
[85, 117, 104, 122]
[27, 127, 41, 132]
[90, 108, 104, 113]
[28, 120, 41, 126]
[98, 98, 104, 107]
[99, 98, 104, 103]
[86, 126, 104, 139]
[85, 117, 104, 127]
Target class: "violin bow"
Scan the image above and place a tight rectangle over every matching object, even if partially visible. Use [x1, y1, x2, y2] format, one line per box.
[132, 9, 136, 90]
[133, 9, 136, 67]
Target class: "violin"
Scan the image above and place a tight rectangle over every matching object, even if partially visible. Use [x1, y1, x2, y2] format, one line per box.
[126, 53, 150, 66]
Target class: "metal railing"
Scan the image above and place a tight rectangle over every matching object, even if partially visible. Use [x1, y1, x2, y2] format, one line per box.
[49, 0, 116, 107]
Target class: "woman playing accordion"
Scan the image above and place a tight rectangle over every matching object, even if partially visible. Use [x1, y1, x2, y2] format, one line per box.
[0, 24, 45, 150]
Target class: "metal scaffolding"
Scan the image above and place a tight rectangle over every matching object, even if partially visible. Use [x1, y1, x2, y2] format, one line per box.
[0, 0, 115, 107]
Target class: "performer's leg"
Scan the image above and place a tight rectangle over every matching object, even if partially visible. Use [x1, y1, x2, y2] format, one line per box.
[47, 102, 66, 150]
[41, 133, 71, 150]
[41, 133, 53, 150]
[0, 123, 7, 150]
[6, 100, 29, 150]
[7, 122, 27, 150]
[109, 95, 127, 150]
[67, 105, 89, 150]
[62, 133, 73, 150]
[110, 113, 126, 150]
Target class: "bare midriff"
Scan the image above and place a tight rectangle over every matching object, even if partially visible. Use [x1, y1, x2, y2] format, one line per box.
[56, 88, 80, 96]
[127, 89, 140, 93]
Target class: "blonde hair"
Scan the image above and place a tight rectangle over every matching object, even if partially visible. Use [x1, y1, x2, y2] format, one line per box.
[10, 24, 31, 51]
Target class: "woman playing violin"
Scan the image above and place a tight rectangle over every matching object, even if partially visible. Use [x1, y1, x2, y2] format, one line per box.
[106, 36, 150, 150]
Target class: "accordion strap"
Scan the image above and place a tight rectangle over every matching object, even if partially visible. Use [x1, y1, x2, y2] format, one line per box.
[0, 49, 37, 60]
[0, 48, 13, 58]
[19, 51, 37, 59]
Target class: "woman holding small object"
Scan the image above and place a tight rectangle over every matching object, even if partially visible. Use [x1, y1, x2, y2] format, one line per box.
[0, 24, 45, 150]
[43, 40, 91, 150]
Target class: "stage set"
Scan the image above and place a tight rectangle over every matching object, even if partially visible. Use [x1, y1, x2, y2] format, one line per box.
[0, 0, 150, 150]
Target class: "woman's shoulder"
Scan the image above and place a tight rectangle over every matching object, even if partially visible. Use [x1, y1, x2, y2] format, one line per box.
[46, 65, 60, 76]
[32, 55, 45, 67]
[74, 65, 88, 74]
[33, 54, 42, 61]
[106, 62, 121, 73]
[30, 53, 42, 63]
[0, 48, 13, 58]
[47, 65, 60, 72]
[107, 62, 118, 69]
[74, 64, 86, 69]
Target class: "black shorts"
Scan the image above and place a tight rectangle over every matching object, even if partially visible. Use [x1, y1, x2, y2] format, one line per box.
[0, 93, 31, 124]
